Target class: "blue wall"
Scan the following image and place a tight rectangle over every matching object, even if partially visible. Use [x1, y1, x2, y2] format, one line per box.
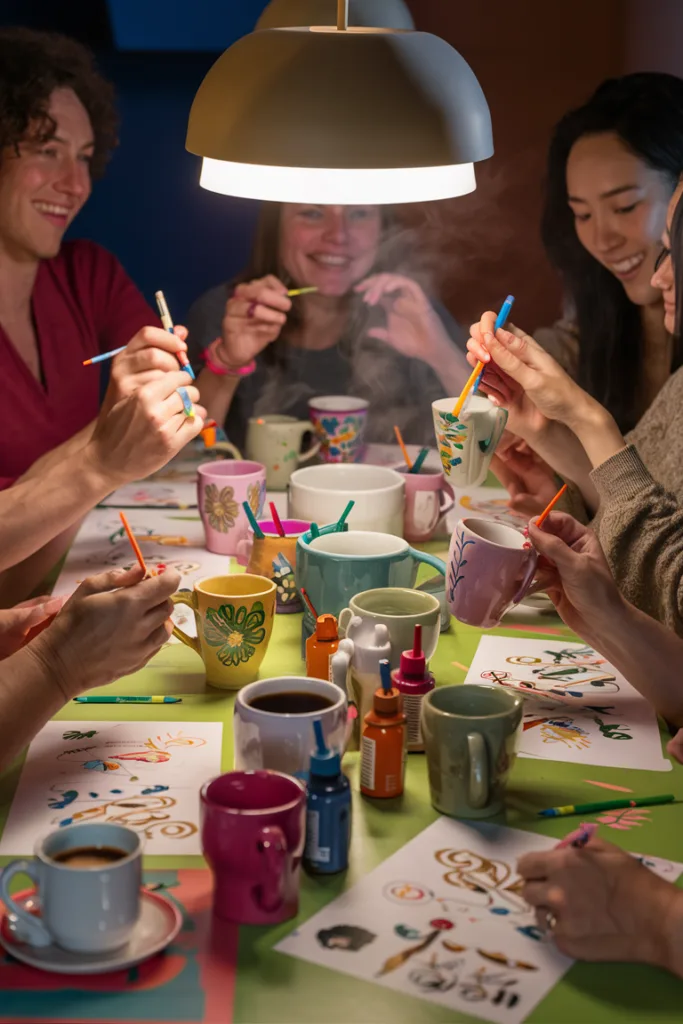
[66, 52, 260, 320]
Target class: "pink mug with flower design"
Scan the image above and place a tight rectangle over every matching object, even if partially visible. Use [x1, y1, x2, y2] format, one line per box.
[447, 518, 537, 628]
[201, 770, 306, 924]
[198, 460, 266, 555]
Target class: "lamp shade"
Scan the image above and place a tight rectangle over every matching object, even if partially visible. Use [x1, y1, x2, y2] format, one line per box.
[256, 0, 415, 30]
[186, 27, 493, 205]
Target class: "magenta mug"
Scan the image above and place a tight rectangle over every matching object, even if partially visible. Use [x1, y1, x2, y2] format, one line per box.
[200, 770, 306, 925]
[392, 463, 455, 543]
[198, 460, 267, 556]
[447, 517, 538, 628]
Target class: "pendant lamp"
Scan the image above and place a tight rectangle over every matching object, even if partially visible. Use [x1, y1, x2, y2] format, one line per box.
[186, 0, 493, 205]
[256, 0, 415, 30]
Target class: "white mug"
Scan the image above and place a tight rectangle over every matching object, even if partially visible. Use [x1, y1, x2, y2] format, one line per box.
[432, 395, 508, 487]
[234, 676, 347, 779]
[288, 463, 405, 536]
[0, 823, 141, 952]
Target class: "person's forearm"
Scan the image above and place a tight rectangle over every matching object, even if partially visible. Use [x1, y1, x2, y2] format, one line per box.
[0, 521, 83, 607]
[0, 641, 69, 770]
[424, 339, 470, 396]
[195, 367, 240, 428]
[588, 594, 683, 726]
[18, 422, 95, 484]
[566, 399, 629, 473]
[0, 447, 113, 573]
[524, 421, 600, 513]
[661, 890, 683, 978]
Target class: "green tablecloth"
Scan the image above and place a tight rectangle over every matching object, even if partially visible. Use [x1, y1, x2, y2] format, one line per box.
[1, 550, 681, 1022]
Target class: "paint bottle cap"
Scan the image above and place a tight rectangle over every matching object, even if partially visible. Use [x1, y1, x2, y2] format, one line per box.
[310, 718, 341, 778]
[315, 614, 338, 642]
[373, 659, 402, 715]
[398, 624, 426, 680]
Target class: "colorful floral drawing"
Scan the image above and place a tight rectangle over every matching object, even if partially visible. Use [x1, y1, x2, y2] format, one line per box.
[204, 601, 266, 666]
[523, 714, 591, 749]
[596, 807, 651, 831]
[594, 716, 632, 740]
[434, 412, 468, 474]
[313, 413, 366, 462]
[447, 529, 475, 601]
[248, 479, 267, 519]
[203, 483, 238, 533]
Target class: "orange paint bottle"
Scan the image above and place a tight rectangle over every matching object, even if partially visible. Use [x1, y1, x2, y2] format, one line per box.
[306, 614, 340, 681]
[360, 659, 407, 799]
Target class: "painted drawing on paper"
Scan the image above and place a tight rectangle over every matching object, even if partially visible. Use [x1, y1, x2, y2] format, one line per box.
[466, 637, 671, 772]
[0, 722, 223, 857]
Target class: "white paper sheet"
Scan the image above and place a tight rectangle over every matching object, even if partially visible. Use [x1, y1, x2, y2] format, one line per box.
[98, 459, 201, 509]
[465, 637, 671, 772]
[278, 819, 572, 1024]
[451, 485, 527, 531]
[0, 721, 223, 856]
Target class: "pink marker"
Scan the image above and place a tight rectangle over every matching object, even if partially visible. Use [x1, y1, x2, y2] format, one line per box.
[555, 822, 598, 849]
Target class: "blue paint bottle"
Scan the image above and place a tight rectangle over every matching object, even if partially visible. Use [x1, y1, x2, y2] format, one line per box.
[303, 719, 351, 875]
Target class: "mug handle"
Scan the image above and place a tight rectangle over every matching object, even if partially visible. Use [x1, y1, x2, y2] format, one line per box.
[338, 608, 353, 636]
[513, 550, 539, 604]
[467, 732, 489, 809]
[255, 825, 287, 912]
[409, 549, 447, 577]
[296, 423, 321, 465]
[0, 860, 52, 947]
[480, 407, 509, 454]
[170, 591, 202, 655]
[439, 480, 456, 518]
[208, 441, 243, 460]
[235, 536, 252, 568]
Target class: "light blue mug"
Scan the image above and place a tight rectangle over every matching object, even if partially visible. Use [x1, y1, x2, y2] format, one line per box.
[296, 529, 446, 646]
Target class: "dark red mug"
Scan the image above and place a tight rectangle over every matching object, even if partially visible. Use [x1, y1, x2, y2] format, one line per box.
[200, 770, 306, 925]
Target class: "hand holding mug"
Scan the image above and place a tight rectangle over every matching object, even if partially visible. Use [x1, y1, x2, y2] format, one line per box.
[219, 275, 292, 368]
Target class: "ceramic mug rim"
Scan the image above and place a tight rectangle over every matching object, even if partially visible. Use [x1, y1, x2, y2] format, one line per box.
[35, 822, 142, 871]
[248, 414, 303, 426]
[426, 683, 524, 720]
[460, 517, 527, 552]
[301, 530, 409, 558]
[198, 460, 265, 479]
[289, 464, 404, 496]
[192, 574, 277, 599]
[308, 395, 369, 414]
[432, 396, 493, 415]
[235, 676, 346, 720]
[350, 587, 440, 618]
[200, 769, 306, 816]
[391, 461, 444, 479]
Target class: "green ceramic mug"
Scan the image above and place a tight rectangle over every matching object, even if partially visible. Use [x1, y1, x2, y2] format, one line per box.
[422, 684, 523, 818]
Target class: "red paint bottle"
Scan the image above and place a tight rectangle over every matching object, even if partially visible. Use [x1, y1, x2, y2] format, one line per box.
[391, 625, 435, 753]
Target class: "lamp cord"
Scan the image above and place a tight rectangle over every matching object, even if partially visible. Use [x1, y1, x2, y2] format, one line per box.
[337, 0, 349, 31]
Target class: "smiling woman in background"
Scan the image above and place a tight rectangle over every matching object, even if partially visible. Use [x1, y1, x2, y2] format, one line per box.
[186, 202, 469, 451]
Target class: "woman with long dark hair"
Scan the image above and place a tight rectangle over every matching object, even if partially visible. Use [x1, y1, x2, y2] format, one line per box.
[537, 72, 683, 433]
[466, 178, 683, 635]
[186, 202, 469, 451]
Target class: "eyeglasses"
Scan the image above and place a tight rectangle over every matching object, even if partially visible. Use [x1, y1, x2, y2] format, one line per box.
[654, 246, 671, 273]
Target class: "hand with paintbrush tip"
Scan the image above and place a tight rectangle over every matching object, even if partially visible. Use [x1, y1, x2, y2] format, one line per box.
[0, 565, 181, 773]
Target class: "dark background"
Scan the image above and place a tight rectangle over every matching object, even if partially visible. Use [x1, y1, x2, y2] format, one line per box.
[1, 0, 681, 329]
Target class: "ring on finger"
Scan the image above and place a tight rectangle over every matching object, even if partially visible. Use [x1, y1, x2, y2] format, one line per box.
[176, 386, 195, 420]
[543, 909, 557, 933]
[246, 300, 258, 319]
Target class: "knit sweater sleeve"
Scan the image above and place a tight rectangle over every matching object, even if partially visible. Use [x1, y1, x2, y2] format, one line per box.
[590, 444, 683, 635]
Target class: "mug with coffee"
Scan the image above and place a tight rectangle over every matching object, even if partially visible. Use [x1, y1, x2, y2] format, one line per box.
[201, 770, 306, 925]
[234, 676, 347, 777]
[447, 518, 538, 628]
[245, 414, 320, 490]
[422, 684, 523, 818]
[432, 395, 508, 487]
[171, 574, 277, 689]
[0, 823, 141, 952]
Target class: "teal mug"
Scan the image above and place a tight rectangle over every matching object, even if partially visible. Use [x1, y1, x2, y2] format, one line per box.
[296, 529, 446, 644]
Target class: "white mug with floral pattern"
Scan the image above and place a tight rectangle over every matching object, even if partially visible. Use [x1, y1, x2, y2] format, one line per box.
[198, 460, 267, 556]
[432, 396, 508, 487]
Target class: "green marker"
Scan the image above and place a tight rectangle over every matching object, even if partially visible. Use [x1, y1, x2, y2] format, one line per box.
[73, 695, 182, 704]
[539, 794, 674, 818]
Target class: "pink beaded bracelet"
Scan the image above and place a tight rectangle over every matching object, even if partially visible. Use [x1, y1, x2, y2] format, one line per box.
[202, 338, 256, 378]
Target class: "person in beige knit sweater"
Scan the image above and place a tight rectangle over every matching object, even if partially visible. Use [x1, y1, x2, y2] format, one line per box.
[466, 178, 683, 635]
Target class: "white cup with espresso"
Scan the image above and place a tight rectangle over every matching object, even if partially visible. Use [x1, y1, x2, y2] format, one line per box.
[0, 822, 142, 952]
[234, 676, 348, 779]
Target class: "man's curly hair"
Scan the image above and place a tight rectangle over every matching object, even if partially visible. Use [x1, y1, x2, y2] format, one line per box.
[0, 27, 118, 179]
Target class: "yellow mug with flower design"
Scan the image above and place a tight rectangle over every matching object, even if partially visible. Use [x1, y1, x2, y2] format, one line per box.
[171, 574, 276, 689]
[198, 460, 267, 556]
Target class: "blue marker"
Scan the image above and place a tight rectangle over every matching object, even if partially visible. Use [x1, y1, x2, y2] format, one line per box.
[303, 719, 351, 875]
[473, 294, 515, 393]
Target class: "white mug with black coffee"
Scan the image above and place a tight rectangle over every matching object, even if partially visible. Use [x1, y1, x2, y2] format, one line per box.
[0, 822, 141, 952]
[234, 676, 347, 778]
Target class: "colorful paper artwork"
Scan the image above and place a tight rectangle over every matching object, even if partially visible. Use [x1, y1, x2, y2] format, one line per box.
[0, 869, 237, 1023]
[465, 637, 672, 772]
[98, 459, 204, 509]
[277, 819, 572, 1024]
[452, 485, 527, 531]
[0, 722, 223, 856]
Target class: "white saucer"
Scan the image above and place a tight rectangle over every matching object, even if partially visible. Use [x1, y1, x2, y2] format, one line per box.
[0, 887, 182, 974]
